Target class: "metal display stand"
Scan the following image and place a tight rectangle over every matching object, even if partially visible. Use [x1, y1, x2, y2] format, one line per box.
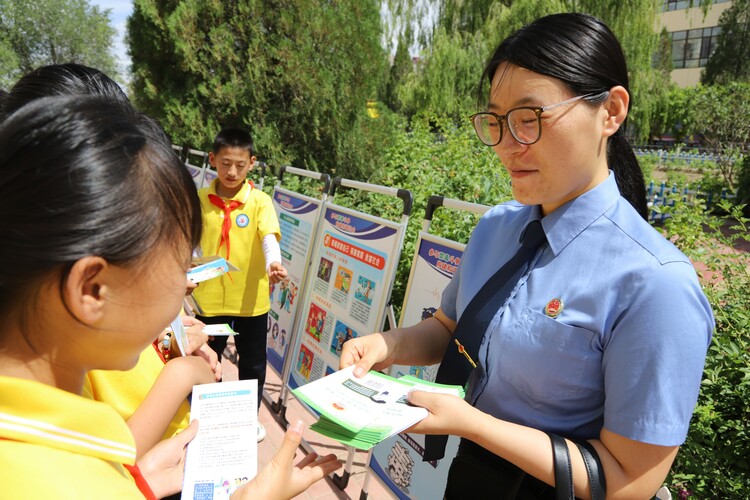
[252, 160, 269, 191]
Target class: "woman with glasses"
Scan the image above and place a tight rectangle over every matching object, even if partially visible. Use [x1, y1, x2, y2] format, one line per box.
[341, 13, 713, 499]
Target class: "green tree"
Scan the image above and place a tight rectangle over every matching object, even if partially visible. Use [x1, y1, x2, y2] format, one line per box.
[0, 0, 118, 88]
[438, 0, 510, 34]
[385, 29, 413, 112]
[395, 25, 488, 118]
[128, 0, 389, 180]
[386, 0, 676, 140]
[702, 0, 750, 84]
[664, 83, 750, 189]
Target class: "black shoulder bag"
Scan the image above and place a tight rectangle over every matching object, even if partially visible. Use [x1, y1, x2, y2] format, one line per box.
[549, 433, 606, 500]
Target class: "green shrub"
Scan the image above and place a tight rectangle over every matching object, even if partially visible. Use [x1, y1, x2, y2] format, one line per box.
[661, 200, 750, 498]
[736, 155, 750, 218]
[638, 153, 659, 183]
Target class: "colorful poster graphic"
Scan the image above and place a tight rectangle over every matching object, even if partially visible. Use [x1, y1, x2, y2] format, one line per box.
[372, 234, 466, 499]
[329, 320, 358, 357]
[267, 188, 322, 374]
[287, 205, 402, 390]
[304, 303, 327, 341]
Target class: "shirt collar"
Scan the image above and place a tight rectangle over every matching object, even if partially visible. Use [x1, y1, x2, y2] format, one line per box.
[209, 179, 252, 205]
[0, 376, 137, 465]
[537, 171, 620, 256]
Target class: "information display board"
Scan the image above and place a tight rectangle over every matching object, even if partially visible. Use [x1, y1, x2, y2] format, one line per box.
[267, 187, 324, 374]
[287, 205, 402, 389]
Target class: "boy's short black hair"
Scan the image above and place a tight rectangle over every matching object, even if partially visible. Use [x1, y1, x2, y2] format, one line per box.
[213, 127, 253, 155]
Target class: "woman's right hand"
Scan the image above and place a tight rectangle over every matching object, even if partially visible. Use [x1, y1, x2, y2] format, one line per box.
[340, 312, 456, 378]
[338, 331, 397, 377]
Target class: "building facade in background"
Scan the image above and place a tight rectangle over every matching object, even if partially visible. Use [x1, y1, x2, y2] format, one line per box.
[660, 0, 733, 87]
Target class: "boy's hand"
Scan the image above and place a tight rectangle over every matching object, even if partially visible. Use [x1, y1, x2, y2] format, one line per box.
[268, 261, 288, 284]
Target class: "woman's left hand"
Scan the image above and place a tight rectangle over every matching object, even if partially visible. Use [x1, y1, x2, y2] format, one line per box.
[405, 391, 476, 438]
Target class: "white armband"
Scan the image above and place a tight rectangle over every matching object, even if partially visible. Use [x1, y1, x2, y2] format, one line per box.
[262, 233, 282, 273]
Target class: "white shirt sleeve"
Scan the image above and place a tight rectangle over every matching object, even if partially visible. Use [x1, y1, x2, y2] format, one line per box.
[262, 233, 282, 272]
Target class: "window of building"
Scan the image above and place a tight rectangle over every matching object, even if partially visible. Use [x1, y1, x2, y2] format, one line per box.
[671, 26, 721, 68]
[663, 0, 730, 11]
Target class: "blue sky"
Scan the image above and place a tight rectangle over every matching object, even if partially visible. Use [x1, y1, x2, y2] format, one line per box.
[90, 0, 133, 78]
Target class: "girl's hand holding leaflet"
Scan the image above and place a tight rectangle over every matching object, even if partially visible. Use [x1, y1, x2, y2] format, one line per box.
[138, 420, 199, 498]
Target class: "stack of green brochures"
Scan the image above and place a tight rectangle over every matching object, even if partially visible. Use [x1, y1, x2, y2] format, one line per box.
[292, 366, 464, 450]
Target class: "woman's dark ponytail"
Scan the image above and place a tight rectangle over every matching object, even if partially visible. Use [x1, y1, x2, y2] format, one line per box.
[608, 131, 648, 219]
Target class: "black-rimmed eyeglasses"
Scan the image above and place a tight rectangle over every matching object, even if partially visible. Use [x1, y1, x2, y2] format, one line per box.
[469, 91, 608, 147]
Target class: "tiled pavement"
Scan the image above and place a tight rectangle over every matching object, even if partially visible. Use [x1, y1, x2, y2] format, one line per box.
[220, 338, 396, 500]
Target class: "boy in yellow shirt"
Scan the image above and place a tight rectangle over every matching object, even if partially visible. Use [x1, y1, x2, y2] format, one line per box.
[193, 128, 287, 442]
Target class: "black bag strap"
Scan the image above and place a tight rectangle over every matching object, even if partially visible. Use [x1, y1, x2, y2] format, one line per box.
[548, 432, 606, 500]
[576, 441, 606, 500]
[549, 433, 574, 500]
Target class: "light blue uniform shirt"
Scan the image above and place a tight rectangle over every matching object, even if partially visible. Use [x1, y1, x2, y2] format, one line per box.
[441, 173, 713, 446]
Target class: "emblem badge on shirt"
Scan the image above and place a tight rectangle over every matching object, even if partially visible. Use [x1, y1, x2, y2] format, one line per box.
[545, 298, 563, 318]
[235, 214, 249, 228]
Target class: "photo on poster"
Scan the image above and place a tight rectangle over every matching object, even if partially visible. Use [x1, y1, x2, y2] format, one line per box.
[305, 303, 327, 342]
[333, 266, 353, 295]
[354, 275, 376, 305]
[274, 277, 298, 313]
[282, 279, 297, 313]
[317, 257, 333, 283]
[296, 344, 314, 380]
[270, 321, 280, 348]
[329, 320, 359, 357]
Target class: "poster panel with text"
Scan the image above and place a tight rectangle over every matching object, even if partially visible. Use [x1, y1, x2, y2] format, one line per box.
[287, 205, 401, 390]
[185, 163, 205, 190]
[202, 169, 218, 189]
[372, 233, 465, 499]
[267, 188, 323, 374]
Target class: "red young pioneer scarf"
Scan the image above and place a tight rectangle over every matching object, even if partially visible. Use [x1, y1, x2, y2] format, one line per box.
[208, 194, 242, 262]
[207, 180, 253, 267]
